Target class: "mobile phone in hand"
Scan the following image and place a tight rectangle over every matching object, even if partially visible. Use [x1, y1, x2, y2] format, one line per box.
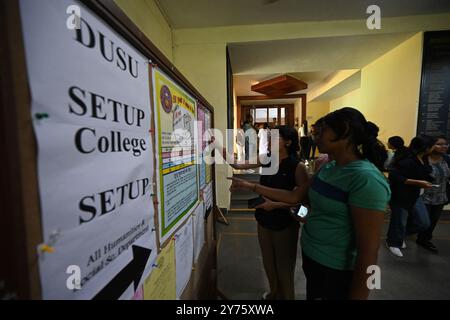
[248, 196, 265, 208]
[296, 205, 309, 218]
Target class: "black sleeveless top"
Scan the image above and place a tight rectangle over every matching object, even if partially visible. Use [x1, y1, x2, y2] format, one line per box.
[255, 156, 300, 230]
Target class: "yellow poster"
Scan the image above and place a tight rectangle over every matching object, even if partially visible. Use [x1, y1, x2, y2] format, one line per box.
[152, 67, 199, 244]
[143, 240, 176, 300]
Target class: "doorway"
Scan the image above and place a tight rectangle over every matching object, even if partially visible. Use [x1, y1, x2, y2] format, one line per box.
[240, 104, 294, 128]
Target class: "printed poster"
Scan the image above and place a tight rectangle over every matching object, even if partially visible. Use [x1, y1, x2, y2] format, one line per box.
[143, 240, 176, 300]
[175, 217, 194, 298]
[20, 0, 157, 299]
[152, 67, 199, 244]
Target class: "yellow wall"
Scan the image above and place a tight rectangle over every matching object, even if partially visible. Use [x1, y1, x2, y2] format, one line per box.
[114, 0, 173, 61]
[306, 101, 330, 125]
[173, 43, 232, 208]
[329, 33, 423, 144]
[330, 88, 361, 112]
[359, 33, 423, 144]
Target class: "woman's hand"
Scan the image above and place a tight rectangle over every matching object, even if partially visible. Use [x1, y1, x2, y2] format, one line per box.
[417, 180, 433, 189]
[228, 177, 255, 192]
[254, 197, 276, 211]
[289, 206, 308, 224]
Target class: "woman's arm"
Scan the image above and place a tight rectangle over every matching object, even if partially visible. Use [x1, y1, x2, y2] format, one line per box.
[254, 196, 298, 211]
[214, 139, 262, 170]
[349, 206, 385, 300]
[404, 179, 433, 188]
[228, 162, 311, 204]
[389, 161, 433, 188]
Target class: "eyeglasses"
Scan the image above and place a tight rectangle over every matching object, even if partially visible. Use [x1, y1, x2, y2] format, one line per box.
[435, 144, 449, 147]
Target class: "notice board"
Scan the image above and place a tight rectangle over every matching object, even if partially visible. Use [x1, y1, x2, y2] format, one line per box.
[0, 0, 217, 300]
[417, 31, 450, 137]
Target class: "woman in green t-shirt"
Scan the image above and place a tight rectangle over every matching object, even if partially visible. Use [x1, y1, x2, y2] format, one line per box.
[229, 108, 391, 300]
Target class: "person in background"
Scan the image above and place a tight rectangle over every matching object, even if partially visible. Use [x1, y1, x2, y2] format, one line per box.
[294, 117, 299, 131]
[229, 108, 391, 300]
[243, 115, 257, 162]
[223, 126, 309, 300]
[385, 136, 408, 171]
[236, 122, 246, 161]
[299, 120, 311, 161]
[417, 135, 450, 253]
[309, 118, 330, 173]
[309, 125, 317, 160]
[386, 136, 435, 257]
[365, 122, 388, 172]
[271, 117, 278, 128]
[258, 123, 270, 157]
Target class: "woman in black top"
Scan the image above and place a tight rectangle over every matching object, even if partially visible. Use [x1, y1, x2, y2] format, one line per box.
[386, 136, 435, 257]
[225, 126, 309, 299]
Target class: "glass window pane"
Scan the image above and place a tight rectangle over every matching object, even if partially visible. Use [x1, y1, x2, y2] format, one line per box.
[280, 108, 285, 125]
[255, 109, 267, 123]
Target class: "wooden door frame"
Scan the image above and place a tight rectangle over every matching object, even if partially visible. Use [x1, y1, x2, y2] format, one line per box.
[236, 94, 306, 128]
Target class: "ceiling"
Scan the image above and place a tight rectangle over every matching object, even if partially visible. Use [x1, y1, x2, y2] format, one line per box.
[155, 0, 450, 29]
[228, 32, 415, 75]
[154, 0, 450, 102]
[234, 71, 334, 96]
[232, 32, 413, 99]
[240, 98, 300, 106]
[311, 71, 362, 102]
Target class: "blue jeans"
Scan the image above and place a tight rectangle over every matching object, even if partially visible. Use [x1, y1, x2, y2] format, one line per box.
[387, 198, 431, 248]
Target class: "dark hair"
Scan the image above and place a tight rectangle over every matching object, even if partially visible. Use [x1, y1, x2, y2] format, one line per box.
[393, 135, 436, 166]
[321, 107, 387, 170]
[314, 117, 324, 128]
[388, 136, 405, 149]
[263, 123, 269, 129]
[275, 125, 300, 159]
[435, 135, 448, 142]
[301, 120, 308, 136]
[389, 136, 408, 166]
[409, 135, 436, 156]
[366, 121, 380, 137]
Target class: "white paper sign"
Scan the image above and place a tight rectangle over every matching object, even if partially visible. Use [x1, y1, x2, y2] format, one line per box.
[174, 217, 194, 299]
[192, 202, 205, 263]
[20, 0, 156, 299]
[204, 182, 213, 211]
[39, 207, 157, 300]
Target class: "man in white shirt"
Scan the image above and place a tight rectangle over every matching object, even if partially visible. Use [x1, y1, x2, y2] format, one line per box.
[258, 123, 270, 156]
[236, 127, 245, 161]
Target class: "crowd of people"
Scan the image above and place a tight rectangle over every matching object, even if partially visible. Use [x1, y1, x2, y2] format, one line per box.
[226, 107, 448, 300]
[236, 116, 317, 164]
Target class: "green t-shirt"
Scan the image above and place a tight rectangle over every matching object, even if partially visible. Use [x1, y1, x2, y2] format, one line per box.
[301, 159, 391, 270]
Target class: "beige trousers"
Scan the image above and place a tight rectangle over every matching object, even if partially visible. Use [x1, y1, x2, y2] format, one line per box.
[257, 222, 300, 300]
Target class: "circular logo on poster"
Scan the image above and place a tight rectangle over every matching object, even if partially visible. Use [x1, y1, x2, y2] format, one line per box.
[160, 85, 172, 113]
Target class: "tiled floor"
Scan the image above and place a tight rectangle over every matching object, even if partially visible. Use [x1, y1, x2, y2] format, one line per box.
[216, 213, 450, 300]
